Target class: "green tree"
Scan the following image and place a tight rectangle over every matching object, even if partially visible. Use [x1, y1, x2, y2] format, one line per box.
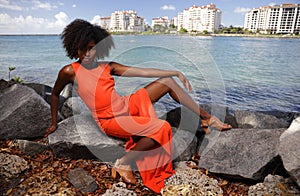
[179, 28, 188, 33]
[153, 24, 166, 33]
[169, 24, 176, 29]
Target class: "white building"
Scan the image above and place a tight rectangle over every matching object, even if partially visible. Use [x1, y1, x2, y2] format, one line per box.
[170, 17, 178, 27]
[244, 4, 300, 34]
[151, 16, 169, 28]
[110, 10, 144, 32]
[177, 4, 222, 32]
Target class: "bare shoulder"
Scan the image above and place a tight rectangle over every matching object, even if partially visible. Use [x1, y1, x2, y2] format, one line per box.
[60, 64, 75, 76]
[57, 64, 75, 83]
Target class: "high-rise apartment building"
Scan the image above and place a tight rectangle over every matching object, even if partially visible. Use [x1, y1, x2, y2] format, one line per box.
[244, 4, 300, 34]
[177, 4, 222, 32]
[104, 10, 144, 32]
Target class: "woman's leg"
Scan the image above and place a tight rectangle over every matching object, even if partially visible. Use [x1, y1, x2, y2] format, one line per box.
[119, 137, 159, 165]
[101, 116, 172, 166]
[145, 77, 210, 118]
[144, 77, 231, 132]
[105, 116, 173, 186]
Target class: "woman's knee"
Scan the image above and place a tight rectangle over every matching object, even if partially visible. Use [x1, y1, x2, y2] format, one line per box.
[161, 120, 172, 133]
[157, 77, 176, 86]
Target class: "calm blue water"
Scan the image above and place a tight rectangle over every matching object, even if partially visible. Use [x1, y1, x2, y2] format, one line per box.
[0, 35, 299, 113]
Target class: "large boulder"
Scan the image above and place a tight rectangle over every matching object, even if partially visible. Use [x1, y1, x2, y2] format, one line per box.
[0, 84, 51, 139]
[48, 114, 126, 161]
[198, 128, 286, 181]
[60, 97, 90, 118]
[25, 83, 53, 104]
[279, 117, 300, 187]
[162, 162, 223, 195]
[248, 174, 300, 195]
[25, 82, 74, 112]
[234, 110, 290, 129]
[48, 113, 197, 162]
[172, 128, 198, 162]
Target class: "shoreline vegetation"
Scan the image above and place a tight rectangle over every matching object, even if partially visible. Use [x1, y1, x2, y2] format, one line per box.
[1, 32, 300, 39]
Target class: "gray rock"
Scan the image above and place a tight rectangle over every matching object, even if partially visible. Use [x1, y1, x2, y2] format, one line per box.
[0, 153, 28, 178]
[25, 82, 74, 113]
[172, 128, 197, 162]
[198, 128, 285, 180]
[48, 113, 197, 162]
[0, 84, 52, 139]
[17, 139, 49, 156]
[103, 182, 137, 196]
[163, 161, 223, 195]
[60, 97, 90, 118]
[67, 168, 98, 193]
[0, 79, 9, 91]
[162, 105, 237, 133]
[25, 82, 52, 104]
[279, 117, 300, 187]
[59, 83, 74, 99]
[234, 110, 290, 129]
[48, 114, 126, 161]
[248, 174, 300, 196]
[160, 106, 201, 132]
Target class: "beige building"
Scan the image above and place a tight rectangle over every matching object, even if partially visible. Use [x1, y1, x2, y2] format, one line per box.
[177, 4, 222, 32]
[244, 4, 300, 34]
[100, 16, 111, 30]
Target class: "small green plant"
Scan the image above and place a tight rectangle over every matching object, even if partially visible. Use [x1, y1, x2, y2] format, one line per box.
[8, 66, 24, 85]
[8, 66, 16, 81]
[13, 76, 24, 84]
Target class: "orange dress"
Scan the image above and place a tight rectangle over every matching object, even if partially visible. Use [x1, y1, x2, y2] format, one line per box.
[72, 62, 175, 193]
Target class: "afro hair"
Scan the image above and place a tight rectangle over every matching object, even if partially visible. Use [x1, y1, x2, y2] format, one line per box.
[61, 19, 114, 60]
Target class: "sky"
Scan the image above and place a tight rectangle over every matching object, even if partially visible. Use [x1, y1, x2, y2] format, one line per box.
[0, 0, 299, 34]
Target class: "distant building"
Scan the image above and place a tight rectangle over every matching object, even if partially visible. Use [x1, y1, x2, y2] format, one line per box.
[244, 4, 300, 34]
[151, 16, 169, 28]
[170, 17, 178, 27]
[100, 16, 111, 30]
[109, 10, 144, 32]
[176, 4, 222, 32]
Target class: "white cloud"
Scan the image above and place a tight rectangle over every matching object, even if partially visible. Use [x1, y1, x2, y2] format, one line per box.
[72, 4, 76, 8]
[234, 7, 251, 14]
[91, 15, 101, 25]
[0, 0, 61, 11]
[32, 0, 57, 10]
[161, 5, 176, 11]
[0, 12, 69, 34]
[0, 0, 23, 10]
[47, 12, 68, 29]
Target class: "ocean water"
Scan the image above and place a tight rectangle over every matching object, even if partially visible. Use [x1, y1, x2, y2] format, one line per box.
[0, 35, 299, 113]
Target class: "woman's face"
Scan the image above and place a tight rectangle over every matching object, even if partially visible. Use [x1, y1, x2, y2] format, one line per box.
[78, 41, 97, 65]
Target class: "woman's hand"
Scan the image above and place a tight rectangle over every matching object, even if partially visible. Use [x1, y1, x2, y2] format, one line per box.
[44, 124, 57, 137]
[177, 71, 192, 92]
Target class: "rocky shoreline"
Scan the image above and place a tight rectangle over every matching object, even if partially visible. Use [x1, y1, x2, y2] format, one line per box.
[1, 80, 300, 195]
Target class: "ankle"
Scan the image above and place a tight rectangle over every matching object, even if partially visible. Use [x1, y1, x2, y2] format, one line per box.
[201, 114, 211, 120]
[118, 157, 130, 166]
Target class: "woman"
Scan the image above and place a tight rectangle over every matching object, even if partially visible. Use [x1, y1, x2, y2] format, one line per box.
[45, 19, 231, 193]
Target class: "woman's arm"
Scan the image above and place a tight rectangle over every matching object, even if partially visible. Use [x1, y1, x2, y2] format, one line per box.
[44, 65, 75, 137]
[109, 62, 192, 92]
